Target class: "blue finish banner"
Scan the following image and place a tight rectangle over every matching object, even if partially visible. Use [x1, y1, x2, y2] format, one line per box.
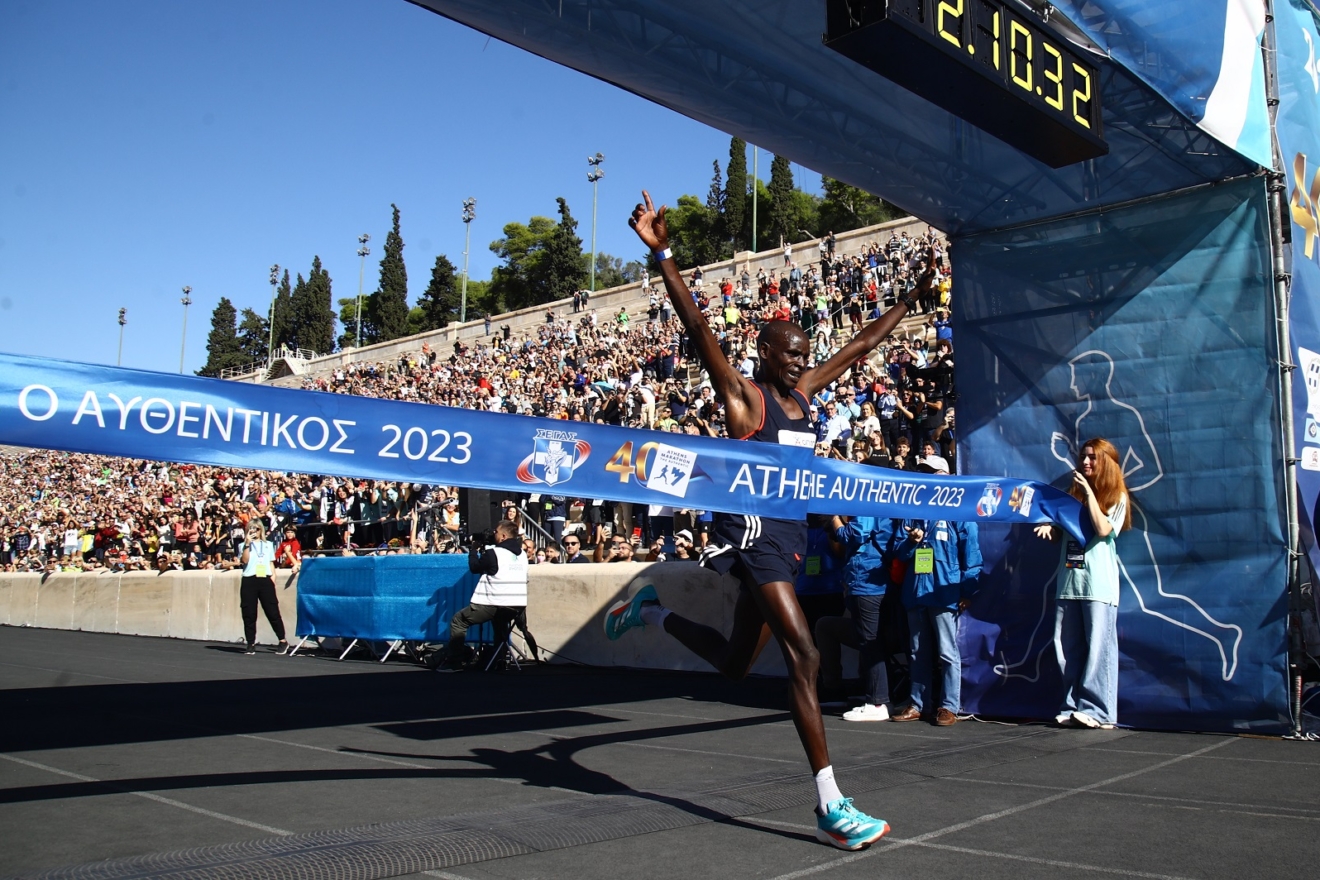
[953, 176, 1289, 733]
[0, 352, 1087, 539]
[295, 554, 475, 641]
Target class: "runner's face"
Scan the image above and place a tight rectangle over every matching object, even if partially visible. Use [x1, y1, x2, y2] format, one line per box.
[760, 332, 810, 387]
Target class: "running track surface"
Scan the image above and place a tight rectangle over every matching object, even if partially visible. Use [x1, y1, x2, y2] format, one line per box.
[1, 626, 1317, 879]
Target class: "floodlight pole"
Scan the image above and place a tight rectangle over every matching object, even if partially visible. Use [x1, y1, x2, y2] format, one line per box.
[267, 265, 279, 372]
[355, 235, 370, 349]
[179, 286, 192, 373]
[587, 153, 605, 292]
[461, 198, 476, 323]
[751, 145, 758, 253]
[117, 308, 127, 366]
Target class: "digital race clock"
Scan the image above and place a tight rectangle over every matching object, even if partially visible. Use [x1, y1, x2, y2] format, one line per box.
[824, 0, 1107, 168]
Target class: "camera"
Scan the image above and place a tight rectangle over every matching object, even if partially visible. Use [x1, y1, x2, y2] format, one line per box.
[467, 528, 497, 548]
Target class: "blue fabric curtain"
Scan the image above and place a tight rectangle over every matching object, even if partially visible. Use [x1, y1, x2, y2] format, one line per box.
[952, 176, 1289, 732]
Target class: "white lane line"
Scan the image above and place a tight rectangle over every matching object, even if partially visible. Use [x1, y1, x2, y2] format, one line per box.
[762, 737, 1238, 880]
[910, 841, 1200, 879]
[742, 820, 1198, 880]
[0, 752, 292, 836]
[1084, 746, 1320, 768]
[946, 775, 1320, 816]
[611, 740, 800, 765]
[824, 724, 953, 741]
[533, 729, 799, 765]
[237, 733, 434, 769]
[423, 872, 475, 880]
[0, 660, 141, 683]
[603, 706, 726, 722]
[237, 733, 585, 795]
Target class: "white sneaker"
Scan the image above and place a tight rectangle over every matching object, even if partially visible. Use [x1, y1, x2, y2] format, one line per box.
[1054, 712, 1075, 726]
[1071, 710, 1102, 729]
[843, 703, 891, 722]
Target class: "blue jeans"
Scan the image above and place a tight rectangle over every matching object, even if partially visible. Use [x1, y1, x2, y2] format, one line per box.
[907, 606, 960, 713]
[1054, 599, 1118, 724]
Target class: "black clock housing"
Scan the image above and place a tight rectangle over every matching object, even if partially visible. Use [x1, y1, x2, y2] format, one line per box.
[825, 0, 1108, 168]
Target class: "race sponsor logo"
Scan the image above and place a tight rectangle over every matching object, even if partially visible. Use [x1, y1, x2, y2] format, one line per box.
[644, 443, 698, 499]
[976, 483, 1003, 517]
[516, 429, 591, 487]
[1304, 446, 1320, 472]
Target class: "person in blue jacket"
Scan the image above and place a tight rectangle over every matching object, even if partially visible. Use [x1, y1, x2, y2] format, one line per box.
[891, 516, 981, 726]
[795, 515, 847, 636]
[813, 515, 901, 721]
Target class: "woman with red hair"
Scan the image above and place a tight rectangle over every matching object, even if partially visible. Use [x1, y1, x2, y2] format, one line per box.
[1034, 438, 1131, 729]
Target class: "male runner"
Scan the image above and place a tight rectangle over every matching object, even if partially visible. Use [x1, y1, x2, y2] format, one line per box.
[606, 191, 932, 851]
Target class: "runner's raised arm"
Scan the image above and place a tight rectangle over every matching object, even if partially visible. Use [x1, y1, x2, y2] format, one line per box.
[629, 191, 759, 434]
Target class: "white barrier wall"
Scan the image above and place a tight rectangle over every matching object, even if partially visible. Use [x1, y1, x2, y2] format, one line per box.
[0, 565, 858, 677]
[0, 570, 298, 647]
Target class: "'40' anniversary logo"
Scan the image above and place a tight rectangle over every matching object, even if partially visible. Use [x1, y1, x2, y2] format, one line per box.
[1292, 152, 1320, 263]
[603, 439, 698, 499]
[517, 429, 591, 487]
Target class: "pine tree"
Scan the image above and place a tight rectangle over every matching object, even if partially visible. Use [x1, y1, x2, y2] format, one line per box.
[417, 254, 459, 329]
[237, 307, 269, 363]
[767, 154, 795, 246]
[287, 273, 309, 350]
[724, 137, 747, 252]
[299, 255, 336, 354]
[706, 160, 729, 260]
[271, 269, 293, 351]
[198, 297, 244, 377]
[543, 197, 587, 304]
[367, 203, 409, 341]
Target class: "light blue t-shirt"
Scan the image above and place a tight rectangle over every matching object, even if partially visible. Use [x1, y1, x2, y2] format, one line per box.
[1057, 496, 1127, 606]
[243, 540, 276, 578]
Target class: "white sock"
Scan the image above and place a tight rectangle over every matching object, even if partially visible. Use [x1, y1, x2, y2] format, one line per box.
[639, 604, 670, 628]
[814, 765, 844, 814]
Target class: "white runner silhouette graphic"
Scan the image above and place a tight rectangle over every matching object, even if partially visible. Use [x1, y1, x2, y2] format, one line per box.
[994, 350, 1244, 683]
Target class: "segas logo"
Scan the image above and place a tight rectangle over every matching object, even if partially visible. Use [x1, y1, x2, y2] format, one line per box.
[976, 483, 1002, 517]
[517, 429, 591, 487]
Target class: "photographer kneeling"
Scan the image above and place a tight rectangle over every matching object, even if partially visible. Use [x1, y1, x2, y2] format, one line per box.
[438, 521, 539, 669]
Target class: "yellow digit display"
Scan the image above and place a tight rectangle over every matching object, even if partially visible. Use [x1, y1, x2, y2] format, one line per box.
[823, 0, 1106, 166]
[1009, 19, 1032, 92]
[1043, 42, 1064, 110]
[1072, 63, 1093, 129]
[938, 0, 964, 49]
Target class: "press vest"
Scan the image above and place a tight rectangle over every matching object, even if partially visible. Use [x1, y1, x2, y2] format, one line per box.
[471, 545, 529, 607]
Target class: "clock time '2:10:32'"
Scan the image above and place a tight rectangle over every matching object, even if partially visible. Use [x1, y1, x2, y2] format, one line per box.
[894, 0, 1100, 133]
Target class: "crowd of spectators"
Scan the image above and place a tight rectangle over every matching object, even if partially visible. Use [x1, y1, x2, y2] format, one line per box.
[0, 226, 957, 572]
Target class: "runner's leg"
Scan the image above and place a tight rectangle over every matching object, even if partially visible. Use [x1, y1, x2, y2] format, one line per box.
[661, 587, 771, 679]
[747, 580, 830, 773]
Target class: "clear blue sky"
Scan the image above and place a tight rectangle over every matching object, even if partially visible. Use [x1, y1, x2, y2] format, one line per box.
[0, 0, 820, 375]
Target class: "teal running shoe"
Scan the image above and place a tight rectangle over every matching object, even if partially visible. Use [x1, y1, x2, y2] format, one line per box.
[603, 583, 658, 641]
[815, 798, 890, 851]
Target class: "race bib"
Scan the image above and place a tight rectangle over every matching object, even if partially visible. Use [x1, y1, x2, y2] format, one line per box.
[914, 547, 934, 575]
[804, 556, 822, 576]
[778, 429, 817, 448]
[1065, 540, 1087, 570]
